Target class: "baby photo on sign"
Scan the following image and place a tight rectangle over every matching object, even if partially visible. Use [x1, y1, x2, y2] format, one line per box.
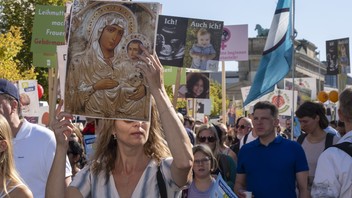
[65, 1, 161, 121]
[183, 19, 223, 71]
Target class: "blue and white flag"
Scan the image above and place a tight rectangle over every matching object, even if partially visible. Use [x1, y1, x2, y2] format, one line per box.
[244, 0, 293, 106]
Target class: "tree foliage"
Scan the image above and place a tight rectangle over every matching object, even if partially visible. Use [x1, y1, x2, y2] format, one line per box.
[0, 0, 69, 98]
[0, 26, 37, 80]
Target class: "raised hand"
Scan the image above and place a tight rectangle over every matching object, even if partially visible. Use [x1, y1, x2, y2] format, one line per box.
[136, 45, 164, 93]
[50, 100, 74, 149]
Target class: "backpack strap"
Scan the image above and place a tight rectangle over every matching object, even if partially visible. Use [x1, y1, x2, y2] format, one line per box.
[324, 133, 334, 150]
[218, 154, 231, 182]
[297, 133, 307, 144]
[230, 142, 240, 156]
[181, 188, 189, 198]
[332, 142, 352, 157]
[243, 133, 249, 144]
[157, 165, 167, 198]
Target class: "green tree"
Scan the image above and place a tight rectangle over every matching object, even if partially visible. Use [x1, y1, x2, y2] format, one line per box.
[0, 26, 37, 80]
[0, 0, 69, 99]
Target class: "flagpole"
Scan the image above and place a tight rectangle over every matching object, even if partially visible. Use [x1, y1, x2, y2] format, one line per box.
[290, 0, 296, 140]
[221, 61, 227, 126]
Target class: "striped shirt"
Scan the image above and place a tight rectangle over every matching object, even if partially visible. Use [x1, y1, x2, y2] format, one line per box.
[70, 157, 183, 197]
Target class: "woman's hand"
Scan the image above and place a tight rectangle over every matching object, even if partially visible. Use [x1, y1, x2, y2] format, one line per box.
[136, 45, 164, 93]
[50, 100, 74, 149]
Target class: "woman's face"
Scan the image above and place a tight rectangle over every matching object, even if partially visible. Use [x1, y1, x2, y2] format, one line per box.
[193, 151, 212, 178]
[99, 24, 124, 52]
[114, 120, 150, 147]
[298, 116, 320, 134]
[192, 79, 204, 97]
[198, 129, 216, 151]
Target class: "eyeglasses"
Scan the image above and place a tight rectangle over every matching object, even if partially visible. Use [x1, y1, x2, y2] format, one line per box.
[198, 136, 216, 143]
[194, 157, 210, 165]
[236, 125, 247, 129]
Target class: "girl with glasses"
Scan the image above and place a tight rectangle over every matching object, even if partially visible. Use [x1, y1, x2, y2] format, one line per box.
[196, 124, 237, 190]
[183, 144, 217, 197]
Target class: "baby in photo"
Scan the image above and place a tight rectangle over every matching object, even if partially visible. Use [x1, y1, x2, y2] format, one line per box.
[190, 28, 216, 70]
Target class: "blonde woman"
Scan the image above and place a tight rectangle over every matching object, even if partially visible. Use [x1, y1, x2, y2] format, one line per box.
[0, 115, 32, 197]
[46, 45, 193, 197]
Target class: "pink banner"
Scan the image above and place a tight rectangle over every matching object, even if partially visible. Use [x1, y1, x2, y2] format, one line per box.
[220, 24, 248, 61]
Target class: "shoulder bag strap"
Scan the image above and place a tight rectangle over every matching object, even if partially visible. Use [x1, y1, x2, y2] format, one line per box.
[157, 165, 167, 198]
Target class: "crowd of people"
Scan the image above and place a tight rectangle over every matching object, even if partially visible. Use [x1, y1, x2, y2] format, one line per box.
[1, 51, 352, 197]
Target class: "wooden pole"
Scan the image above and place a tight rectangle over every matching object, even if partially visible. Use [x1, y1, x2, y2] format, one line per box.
[193, 98, 198, 121]
[48, 66, 59, 125]
[221, 61, 227, 125]
[172, 67, 182, 110]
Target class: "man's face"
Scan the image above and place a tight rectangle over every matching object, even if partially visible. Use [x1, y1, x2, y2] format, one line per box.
[252, 109, 278, 138]
[0, 94, 14, 119]
[286, 120, 291, 128]
[236, 119, 251, 139]
[184, 120, 194, 129]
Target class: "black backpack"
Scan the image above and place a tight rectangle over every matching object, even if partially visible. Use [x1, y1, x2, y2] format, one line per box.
[230, 133, 249, 156]
[332, 142, 352, 157]
[297, 133, 334, 150]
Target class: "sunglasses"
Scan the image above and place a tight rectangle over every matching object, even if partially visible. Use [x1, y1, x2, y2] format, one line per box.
[194, 157, 210, 165]
[198, 136, 216, 143]
[236, 125, 247, 129]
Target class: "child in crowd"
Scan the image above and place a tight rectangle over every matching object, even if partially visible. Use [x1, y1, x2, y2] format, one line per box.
[183, 144, 217, 197]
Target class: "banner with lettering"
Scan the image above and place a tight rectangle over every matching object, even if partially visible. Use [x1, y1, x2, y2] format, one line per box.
[156, 15, 189, 67]
[220, 24, 249, 61]
[157, 15, 223, 71]
[30, 5, 66, 53]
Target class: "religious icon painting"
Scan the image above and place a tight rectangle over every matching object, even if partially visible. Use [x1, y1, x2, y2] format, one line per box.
[64, 1, 161, 121]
